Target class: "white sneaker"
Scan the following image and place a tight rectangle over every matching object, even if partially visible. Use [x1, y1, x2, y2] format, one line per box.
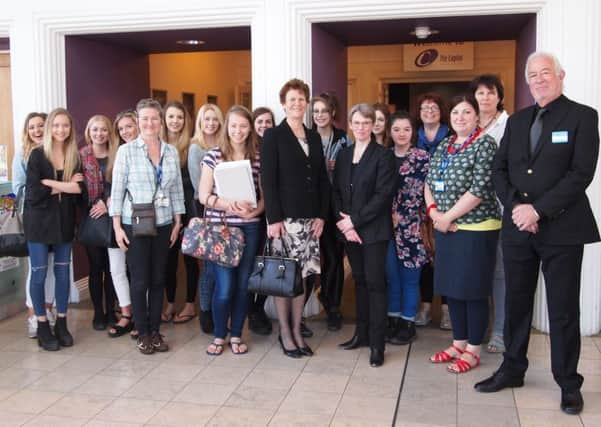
[415, 310, 432, 327]
[46, 309, 56, 326]
[27, 315, 37, 338]
[440, 307, 452, 330]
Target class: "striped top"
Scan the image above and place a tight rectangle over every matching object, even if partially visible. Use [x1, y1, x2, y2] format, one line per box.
[202, 147, 261, 224]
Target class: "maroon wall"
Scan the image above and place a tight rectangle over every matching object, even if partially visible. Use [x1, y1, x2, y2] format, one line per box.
[515, 15, 537, 111]
[65, 36, 150, 280]
[0, 38, 9, 50]
[311, 24, 348, 130]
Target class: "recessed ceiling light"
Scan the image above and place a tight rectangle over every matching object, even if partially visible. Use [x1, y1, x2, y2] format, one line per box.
[176, 39, 206, 46]
[410, 26, 439, 40]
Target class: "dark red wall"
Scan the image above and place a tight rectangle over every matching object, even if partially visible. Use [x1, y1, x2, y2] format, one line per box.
[311, 24, 348, 130]
[515, 15, 537, 112]
[65, 36, 150, 280]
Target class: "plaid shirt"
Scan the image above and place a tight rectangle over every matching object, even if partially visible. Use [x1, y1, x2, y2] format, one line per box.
[80, 145, 104, 206]
[109, 137, 185, 226]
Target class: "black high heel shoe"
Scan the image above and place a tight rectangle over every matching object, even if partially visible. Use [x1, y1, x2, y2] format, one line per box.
[278, 335, 302, 358]
[297, 343, 314, 357]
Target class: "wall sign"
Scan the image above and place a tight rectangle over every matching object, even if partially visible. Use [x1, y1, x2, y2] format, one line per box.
[403, 42, 474, 72]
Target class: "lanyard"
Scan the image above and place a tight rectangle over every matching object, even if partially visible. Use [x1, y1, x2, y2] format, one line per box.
[439, 127, 482, 177]
[148, 152, 164, 188]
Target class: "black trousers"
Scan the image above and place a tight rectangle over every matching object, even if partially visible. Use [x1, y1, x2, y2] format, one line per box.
[318, 218, 345, 312]
[165, 237, 199, 304]
[501, 239, 584, 392]
[345, 240, 388, 351]
[124, 224, 171, 336]
[85, 245, 115, 316]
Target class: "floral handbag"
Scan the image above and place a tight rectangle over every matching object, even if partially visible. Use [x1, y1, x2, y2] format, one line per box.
[181, 215, 245, 267]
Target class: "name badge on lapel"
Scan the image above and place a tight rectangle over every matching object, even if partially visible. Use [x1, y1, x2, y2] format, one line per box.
[551, 131, 568, 144]
[433, 180, 445, 192]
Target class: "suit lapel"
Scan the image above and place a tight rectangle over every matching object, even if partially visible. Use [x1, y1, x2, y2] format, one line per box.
[281, 120, 310, 159]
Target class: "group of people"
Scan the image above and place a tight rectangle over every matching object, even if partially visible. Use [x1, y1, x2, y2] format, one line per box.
[11, 50, 598, 415]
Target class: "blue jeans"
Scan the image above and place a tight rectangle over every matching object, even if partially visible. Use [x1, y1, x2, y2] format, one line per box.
[198, 263, 215, 311]
[386, 241, 422, 321]
[28, 242, 72, 316]
[210, 222, 261, 339]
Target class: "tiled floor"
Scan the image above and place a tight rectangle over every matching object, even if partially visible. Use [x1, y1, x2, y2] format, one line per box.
[0, 308, 599, 426]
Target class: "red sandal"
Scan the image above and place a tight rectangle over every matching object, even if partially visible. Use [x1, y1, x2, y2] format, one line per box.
[447, 350, 480, 373]
[430, 344, 464, 363]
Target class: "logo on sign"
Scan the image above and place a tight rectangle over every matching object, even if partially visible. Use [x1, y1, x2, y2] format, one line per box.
[415, 49, 438, 67]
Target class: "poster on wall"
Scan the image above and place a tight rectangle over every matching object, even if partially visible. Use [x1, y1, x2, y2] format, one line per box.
[403, 42, 474, 72]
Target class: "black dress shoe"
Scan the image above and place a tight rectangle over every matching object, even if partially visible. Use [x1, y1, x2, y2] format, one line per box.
[338, 335, 368, 350]
[561, 390, 583, 415]
[369, 348, 384, 367]
[474, 370, 524, 393]
[300, 320, 313, 338]
[278, 335, 302, 358]
[298, 344, 314, 357]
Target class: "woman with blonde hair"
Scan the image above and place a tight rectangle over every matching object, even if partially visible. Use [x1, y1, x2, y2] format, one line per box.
[80, 114, 119, 331]
[114, 109, 139, 145]
[12, 112, 58, 338]
[188, 103, 225, 333]
[24, 108, 84, 350]
[161, 101, 200, 324]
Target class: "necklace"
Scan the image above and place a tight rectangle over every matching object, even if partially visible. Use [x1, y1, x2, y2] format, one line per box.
[481, 112, 499, 130]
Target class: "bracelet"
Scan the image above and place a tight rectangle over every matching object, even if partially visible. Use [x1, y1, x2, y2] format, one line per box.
[426, 203, 437, 217]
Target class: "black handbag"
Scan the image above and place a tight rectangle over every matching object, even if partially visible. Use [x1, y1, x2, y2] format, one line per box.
[127, 189, 158, 237]
[247, 238, 303, 297]
[0, 188, 28, 258]
[77, 212, 117, 248]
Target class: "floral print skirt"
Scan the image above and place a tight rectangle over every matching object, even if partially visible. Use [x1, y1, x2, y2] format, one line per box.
[271, 218, 321, 279]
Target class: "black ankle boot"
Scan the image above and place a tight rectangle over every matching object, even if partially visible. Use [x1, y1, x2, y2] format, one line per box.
[37, 320, 59, 351]
[200, 310, 214, 334]
[54, 316, 74, 347]
[385, 317, 400, 343]
[390, 318, 416, 345]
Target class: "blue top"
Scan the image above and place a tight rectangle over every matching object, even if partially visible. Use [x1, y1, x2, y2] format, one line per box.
[11, 150, 27, 196]
[417, 124, 449, 156]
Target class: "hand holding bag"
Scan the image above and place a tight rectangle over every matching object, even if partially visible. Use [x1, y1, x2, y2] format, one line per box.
[247, 238, 303, 298]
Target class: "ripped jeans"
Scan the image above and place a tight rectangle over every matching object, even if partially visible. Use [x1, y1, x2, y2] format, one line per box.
[28, 242, 72, 317]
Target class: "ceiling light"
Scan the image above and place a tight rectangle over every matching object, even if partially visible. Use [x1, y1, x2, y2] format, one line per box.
[410, 26, 439, 40]
[176, 39, 205, 46]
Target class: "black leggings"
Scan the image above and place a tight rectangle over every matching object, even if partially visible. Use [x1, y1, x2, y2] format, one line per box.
[165, 237, 199, 304]
[446, 297, 489, 345]
[85, 245, 115, 315]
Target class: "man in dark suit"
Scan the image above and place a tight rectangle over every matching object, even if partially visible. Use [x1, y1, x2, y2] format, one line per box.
[474, 52, 600, 415]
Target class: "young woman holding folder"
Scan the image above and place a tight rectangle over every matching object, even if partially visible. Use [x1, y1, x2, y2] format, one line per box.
[199, 105, 264, 355]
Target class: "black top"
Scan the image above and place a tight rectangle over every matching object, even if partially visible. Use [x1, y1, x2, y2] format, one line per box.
[493, 95, 600, 245]
[97, 157, 111, 199]
[261, 119, 330, 224]
[23, 147, 84, 244]
[332, 139, 396, 244]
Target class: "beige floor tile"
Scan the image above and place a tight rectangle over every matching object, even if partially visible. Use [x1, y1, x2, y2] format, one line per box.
[100, 358, 159, 379]
[457, 403, 519, 427]
[392, 401, 456, 426]
[14, 353, 73, 371]
[513, 386, 559, 410]
[578, 358, 601, 375]
[517, 408, 583, 427]
[210, 349, 267, 368]
[254, 351, 308, 371]
[304, 356, 356, 376]
[147, 402, 220, 426]
[123, 377, 188, 401]
[0, 388, 19, 400]
[145, 361, 204, 382]
[192, 365, 251, 386]
[2, 337, 44, 352]
[74, 374, 140, 397]
[166, 348, 215, 365]
[23, 414, 89, 426]
[173, 382, 236, 405]
[345, 374, 400, 399]
[0, 351, 31, 370]
[269, 411, 331, 427]
[400, 376, 457, 404]
[79, 341, 133, 358]
[43, 393, 114, 419]
[336, 394, 397, 423]
[581, 391, 601, 414]
[95, 397, 165, 424]
[52, 355, 115, 376]
[224, 385, 287, 411]
[86, 419, 144, 427]
[292, 372, 349, 394]
[278, 389, 341, 415]
[581, 413, 601, 427]
[581, 374, 601, 393]
[0, 409, 35, 426]
[207, 406, 274, 426]
[241, 368, 299, 390]
[457, 380, 515, 407]
[0, 389, 64, 414]
[0, 367, 47, 389]
[580, 342, 601, 360]
[29, 371, 93, 393]
[331, 416, 390, 427]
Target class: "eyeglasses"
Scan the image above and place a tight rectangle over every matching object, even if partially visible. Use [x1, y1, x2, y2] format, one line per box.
[420, 106, 440, 113]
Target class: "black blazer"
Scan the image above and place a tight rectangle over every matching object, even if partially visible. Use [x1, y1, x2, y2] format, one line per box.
[23, 147, 84, 244]
[261, 120, 330, 224]
[493, 95, 600, 245]
[332, 139, 395, 244]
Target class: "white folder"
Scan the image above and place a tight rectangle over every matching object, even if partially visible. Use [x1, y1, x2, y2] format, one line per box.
[213, 160, 257, 208]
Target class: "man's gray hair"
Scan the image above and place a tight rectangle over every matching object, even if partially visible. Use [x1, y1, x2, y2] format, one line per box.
[524, 51, 564, 83]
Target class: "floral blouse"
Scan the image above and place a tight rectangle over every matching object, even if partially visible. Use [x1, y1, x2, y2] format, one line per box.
[391, 147, 430, 268]
[425, 133, 500, 225]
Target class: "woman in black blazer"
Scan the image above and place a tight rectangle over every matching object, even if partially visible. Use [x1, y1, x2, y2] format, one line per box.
[261, 78, 330, 358]
[333, 103, 395, 367]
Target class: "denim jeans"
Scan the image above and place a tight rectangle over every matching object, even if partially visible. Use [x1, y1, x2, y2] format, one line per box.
[210, 222, 261, 339]
[386, 240, 422, 321]
[28, 242, 72, 316]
